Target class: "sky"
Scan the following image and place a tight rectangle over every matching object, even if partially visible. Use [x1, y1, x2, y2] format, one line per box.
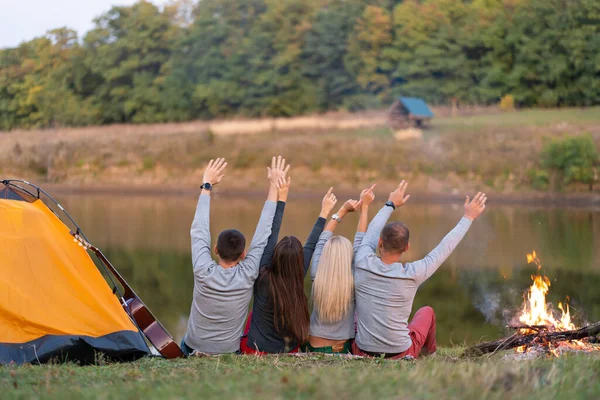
[0, 0, 167, 49]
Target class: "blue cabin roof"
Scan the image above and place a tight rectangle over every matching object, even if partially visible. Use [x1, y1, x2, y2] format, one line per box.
[398, 97, 434, 118]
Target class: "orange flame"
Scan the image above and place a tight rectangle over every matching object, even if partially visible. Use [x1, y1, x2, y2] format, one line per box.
[513, 251, 600, 357]
[519, 251, 575, 331]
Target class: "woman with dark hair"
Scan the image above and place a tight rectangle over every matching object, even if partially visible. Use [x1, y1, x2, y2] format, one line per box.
[241, 161, 338, 354]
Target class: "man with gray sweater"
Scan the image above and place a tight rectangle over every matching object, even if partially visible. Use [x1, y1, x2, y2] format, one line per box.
[182, 157, 284, 355]
[353, 181, 487, 359]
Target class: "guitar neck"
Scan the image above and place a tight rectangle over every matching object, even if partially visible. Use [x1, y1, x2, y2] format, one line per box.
[92, 247, 136, 299]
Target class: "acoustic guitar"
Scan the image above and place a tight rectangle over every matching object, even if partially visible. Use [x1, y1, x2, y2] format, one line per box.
[72, 232, 184, 359]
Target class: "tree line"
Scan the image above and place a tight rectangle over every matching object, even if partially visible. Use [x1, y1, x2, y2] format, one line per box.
[1, 0, 599, 130]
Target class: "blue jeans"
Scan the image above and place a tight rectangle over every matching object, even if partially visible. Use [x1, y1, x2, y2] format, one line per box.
[180, 337, 194, 357]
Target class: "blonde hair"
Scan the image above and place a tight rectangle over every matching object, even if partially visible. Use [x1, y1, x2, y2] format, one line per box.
[312, 236, 354, 324]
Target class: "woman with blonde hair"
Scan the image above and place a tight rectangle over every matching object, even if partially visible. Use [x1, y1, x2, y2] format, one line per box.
[304, 185, 376, 354]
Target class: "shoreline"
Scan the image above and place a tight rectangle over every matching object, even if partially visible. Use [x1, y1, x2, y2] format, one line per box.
[37, 183, 600, 208]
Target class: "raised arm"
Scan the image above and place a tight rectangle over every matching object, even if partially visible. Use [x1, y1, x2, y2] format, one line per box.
[356, 180, 410, 262]
[310, 193, 361, 278]
[258, 160, 291, 270]
[238, 157, 283, 278]
[407, 192, 487, 284]
[191, 158, 227, 273]
[354, 184, 376, 258]
[309, 188, 337, 279]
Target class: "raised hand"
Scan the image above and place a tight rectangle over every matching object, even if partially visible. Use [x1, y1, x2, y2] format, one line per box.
[203, 158, 228, 186]
[360, 184, 376, 208]
[276, 176, 292, 202]
[389, 180, 410, 208]
[267, 155, 290, 186]
[464, 192, 487, 221]
[320, 187, 337, 219]
[341, 199, 362, 214]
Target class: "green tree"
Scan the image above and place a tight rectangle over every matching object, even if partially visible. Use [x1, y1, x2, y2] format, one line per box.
[83, 1, 175, 123]
[386, 0, 477, 104]
[162, 0, 267, 119]
[301, 0, 364, 111]
[345, 5, 392, 99]
[0, 28, 97, 129]
[507, 0, 600, 107]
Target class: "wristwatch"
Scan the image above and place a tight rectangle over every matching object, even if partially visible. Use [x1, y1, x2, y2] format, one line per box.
[384, 201, 396, 210]
[331, 213, 343, 223]
[200, 182, 213, 191]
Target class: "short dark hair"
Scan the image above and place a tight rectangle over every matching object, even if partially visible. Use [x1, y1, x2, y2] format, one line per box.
[216, 229, 246, 262]
[380, 222, 410, 253]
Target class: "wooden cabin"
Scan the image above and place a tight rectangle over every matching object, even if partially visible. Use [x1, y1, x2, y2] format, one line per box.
[388, 97, 434, 129]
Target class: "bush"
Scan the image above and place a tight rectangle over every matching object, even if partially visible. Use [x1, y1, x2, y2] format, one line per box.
[499, 95, 515, 111]
[527, 169, 549, 190]
[540, 134, 598, 191]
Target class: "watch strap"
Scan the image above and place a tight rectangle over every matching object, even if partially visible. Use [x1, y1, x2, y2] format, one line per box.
[331, 213, 342, 223]
[384, 201, 396, 210]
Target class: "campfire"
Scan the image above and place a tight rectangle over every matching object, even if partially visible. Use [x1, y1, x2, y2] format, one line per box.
[465, 251, 600, 357]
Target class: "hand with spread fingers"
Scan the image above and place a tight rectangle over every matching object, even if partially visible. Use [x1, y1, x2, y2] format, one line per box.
[360, 184, 376, 208]
[464, 192, 487, 221]
[276, 176, 292, 202]
[320, 187, 338, 219]
[388, 180, 411, 208]
[267, 155, 290, 186]
[203, 158, 228, 186]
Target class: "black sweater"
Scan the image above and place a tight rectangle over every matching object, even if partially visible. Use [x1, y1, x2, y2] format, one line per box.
[245, 201, 325, 353]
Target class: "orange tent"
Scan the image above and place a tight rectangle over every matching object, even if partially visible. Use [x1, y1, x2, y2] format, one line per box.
[0, 182, 148, 364]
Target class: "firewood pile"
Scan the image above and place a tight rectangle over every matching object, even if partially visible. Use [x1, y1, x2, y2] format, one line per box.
[464, 322, 600, 357]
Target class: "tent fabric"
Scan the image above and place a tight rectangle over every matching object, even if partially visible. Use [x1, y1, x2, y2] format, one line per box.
[0, 332, 148, 365]
[398, 97, 434, 118]
[0, 184, 37, 202]
[0, 196, 149, 364]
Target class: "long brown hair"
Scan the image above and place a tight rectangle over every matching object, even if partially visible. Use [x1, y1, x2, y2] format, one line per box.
[261, 236, 310, 344]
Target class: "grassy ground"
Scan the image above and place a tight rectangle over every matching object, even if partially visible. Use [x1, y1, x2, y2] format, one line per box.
[1, 107, 599, 196]
[2, 349, 599, 399]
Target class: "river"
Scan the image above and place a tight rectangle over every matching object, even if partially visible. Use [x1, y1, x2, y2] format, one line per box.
[56, 193, 600, 347]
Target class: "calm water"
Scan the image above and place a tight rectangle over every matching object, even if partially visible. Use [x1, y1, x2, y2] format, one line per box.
[56, 194, 600, 347]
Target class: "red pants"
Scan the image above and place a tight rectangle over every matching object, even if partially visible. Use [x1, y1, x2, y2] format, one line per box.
[239, 312, 299, 355]
[353, 306, 437, 359]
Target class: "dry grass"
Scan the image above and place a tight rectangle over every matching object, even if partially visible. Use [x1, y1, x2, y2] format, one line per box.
[1, 107, 599, 195]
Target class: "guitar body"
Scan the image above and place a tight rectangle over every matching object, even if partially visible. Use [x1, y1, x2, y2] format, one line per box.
[126, 297, 185, 359]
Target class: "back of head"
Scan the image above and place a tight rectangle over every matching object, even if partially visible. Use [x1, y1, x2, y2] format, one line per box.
[265, 236, 310, 345]
[313, 236, 354, 324]
[216, 229, 246, 262]
[380, 222, 410, 254]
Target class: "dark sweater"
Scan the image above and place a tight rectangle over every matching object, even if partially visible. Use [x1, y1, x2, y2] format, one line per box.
[245, 201, 325, 353]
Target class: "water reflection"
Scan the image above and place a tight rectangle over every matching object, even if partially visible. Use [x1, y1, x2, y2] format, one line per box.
[57, 194, 600, 346]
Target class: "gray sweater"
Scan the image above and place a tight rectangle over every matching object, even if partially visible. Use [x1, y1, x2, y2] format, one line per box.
[184, 194, 276, 354]
[354, 205, 472, 354]
[309, 231, 364, 340]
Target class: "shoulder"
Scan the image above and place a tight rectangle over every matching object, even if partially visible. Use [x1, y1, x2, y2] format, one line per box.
[355, 253, 381, 269]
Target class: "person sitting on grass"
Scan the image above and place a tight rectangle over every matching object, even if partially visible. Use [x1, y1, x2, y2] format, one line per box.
[303, 185, 376, 354]
[181, 157, 280, 356]
[352, 181, 487, 359]
[241, 169, 338, 354]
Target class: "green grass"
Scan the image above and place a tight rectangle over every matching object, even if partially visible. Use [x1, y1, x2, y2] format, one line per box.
[2, 350, 599, 399]
[429, 107, 600, 136]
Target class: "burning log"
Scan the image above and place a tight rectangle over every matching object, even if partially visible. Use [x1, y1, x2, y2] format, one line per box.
[464, 322, 600, 357]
